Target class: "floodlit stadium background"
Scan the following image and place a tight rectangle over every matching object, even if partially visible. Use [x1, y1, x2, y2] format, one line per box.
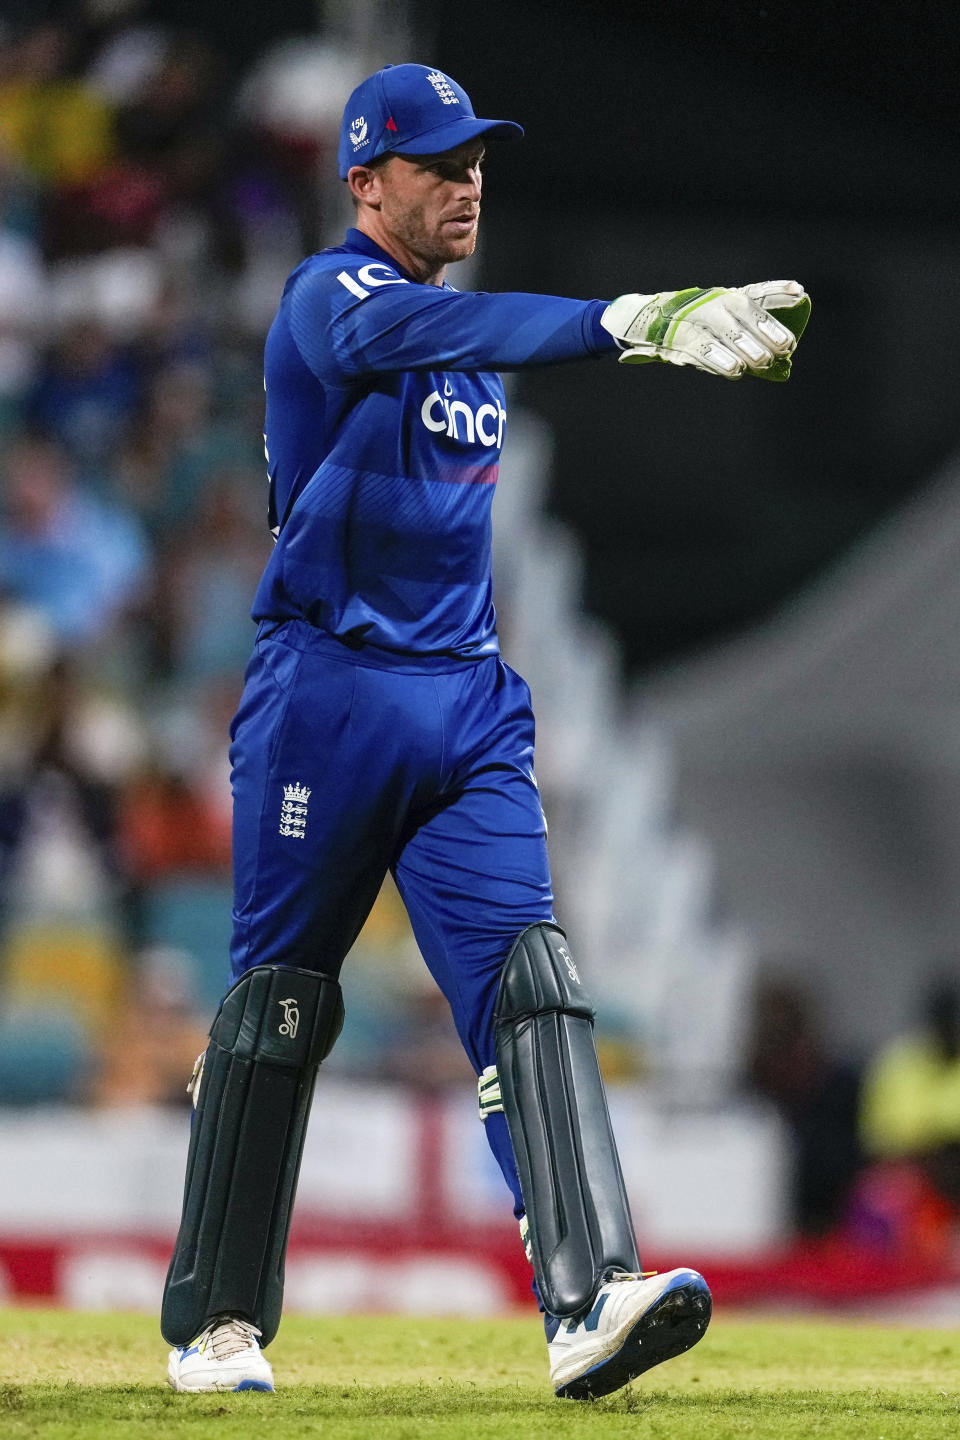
[1, 0, 959, 1317]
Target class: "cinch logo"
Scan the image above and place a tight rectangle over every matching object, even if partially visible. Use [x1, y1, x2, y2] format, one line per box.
[421, 386, 506, 448]
[349, 115, 368, 147]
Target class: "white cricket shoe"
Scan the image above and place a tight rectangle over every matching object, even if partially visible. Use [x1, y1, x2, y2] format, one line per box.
[167, 1315, 275, 1393]
[547, 1267, 712, 1400]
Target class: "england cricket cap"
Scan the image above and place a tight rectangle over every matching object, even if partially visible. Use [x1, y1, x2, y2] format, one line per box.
[338, 64, 523, 179]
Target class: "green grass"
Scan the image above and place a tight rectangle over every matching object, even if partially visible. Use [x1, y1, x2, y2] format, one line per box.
[0, 1307, 958, 1438]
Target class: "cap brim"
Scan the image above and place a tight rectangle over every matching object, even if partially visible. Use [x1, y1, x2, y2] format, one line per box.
[387, 116, 523, 157]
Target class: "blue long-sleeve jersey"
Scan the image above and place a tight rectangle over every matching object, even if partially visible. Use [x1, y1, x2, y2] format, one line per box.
[254, 228, 617, 659]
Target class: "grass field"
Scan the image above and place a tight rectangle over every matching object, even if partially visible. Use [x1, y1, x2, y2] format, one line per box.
[1, 1307, 958, 1438]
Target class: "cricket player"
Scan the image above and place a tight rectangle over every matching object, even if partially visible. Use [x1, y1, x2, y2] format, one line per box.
[161, 63, 810, 1399]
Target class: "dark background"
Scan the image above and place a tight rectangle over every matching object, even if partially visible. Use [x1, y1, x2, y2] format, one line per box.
[435, 0, 960, 671]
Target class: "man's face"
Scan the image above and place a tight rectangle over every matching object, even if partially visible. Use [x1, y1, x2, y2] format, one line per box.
[363, 139, 485, 275]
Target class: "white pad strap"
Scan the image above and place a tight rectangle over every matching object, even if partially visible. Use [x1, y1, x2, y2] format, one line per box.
[478, 1064, 503, 1120]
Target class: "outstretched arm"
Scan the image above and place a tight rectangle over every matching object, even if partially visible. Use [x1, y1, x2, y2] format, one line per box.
[288, 256, 809, 383]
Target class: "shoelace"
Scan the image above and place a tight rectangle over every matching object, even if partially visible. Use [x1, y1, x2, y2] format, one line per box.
[195, 1316, 262, 1361]
[602, 1268, 659, 1284]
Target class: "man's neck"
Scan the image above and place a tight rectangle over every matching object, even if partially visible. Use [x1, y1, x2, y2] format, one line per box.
[353, 216, 445, 287]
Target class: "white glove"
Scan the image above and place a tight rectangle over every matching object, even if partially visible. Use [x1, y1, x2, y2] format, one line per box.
[601, 280, 810, 381]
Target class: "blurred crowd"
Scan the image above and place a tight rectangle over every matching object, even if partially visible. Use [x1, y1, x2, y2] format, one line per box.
[746, 965, 960, 1260]
[4, 5, 960, 1267]
[0, 6, 451, 1108]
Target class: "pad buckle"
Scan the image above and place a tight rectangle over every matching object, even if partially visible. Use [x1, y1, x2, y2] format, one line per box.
[477, 1064, 502, 1121]
[186, 1051, 205, 1110]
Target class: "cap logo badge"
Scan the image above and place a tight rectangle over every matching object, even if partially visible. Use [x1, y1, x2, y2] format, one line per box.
[426, 70, 459, 106]
[349, 116, 368, 147]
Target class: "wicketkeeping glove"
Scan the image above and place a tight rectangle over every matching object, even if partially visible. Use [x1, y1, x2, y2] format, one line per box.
[600, 280, 811, 381]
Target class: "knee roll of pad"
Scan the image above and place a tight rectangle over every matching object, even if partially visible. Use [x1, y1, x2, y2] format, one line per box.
[161, 964, 343, 1348]
[494, 923, 640, 1318]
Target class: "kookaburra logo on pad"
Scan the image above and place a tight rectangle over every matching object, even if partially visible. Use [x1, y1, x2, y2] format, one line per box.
[280, 781, 311, 839]
[278, 997, 300, 1039]
[558, 944, 580, 985]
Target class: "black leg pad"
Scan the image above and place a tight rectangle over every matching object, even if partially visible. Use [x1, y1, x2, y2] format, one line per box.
[161, 964, 343, 1347]
[495, 923, 640, 1318]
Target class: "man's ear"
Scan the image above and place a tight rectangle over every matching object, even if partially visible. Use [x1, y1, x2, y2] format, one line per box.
[347, 164, 383, 209]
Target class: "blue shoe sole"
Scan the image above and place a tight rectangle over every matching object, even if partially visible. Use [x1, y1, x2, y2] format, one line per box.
[555, 1274, 712, 1401]
[233, 1380, 274, 1392]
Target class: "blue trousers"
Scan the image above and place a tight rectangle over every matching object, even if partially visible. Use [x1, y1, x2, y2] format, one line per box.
[228, 619, 555, 1214]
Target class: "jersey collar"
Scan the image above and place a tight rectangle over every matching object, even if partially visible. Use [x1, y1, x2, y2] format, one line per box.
[343, 227, 447, 287]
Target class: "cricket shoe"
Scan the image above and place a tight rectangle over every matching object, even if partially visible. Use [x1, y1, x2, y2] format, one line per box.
[546, 1267, 711, 1400]
[167, 1315, 275, 1392]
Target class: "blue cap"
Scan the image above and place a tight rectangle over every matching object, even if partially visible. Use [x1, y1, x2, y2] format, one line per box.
[338, 64, 523, 179]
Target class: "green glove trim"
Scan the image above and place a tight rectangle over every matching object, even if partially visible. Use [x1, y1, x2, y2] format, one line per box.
[754, 355, 792, 383]
[753, 296, 810, 380]
[771, 294, 811, 341]
[663, 288, 727, 349]
[646, 287, 708, 347]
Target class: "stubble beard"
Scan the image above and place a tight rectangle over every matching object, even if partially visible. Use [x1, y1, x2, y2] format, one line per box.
[389, 202, 479, 274]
